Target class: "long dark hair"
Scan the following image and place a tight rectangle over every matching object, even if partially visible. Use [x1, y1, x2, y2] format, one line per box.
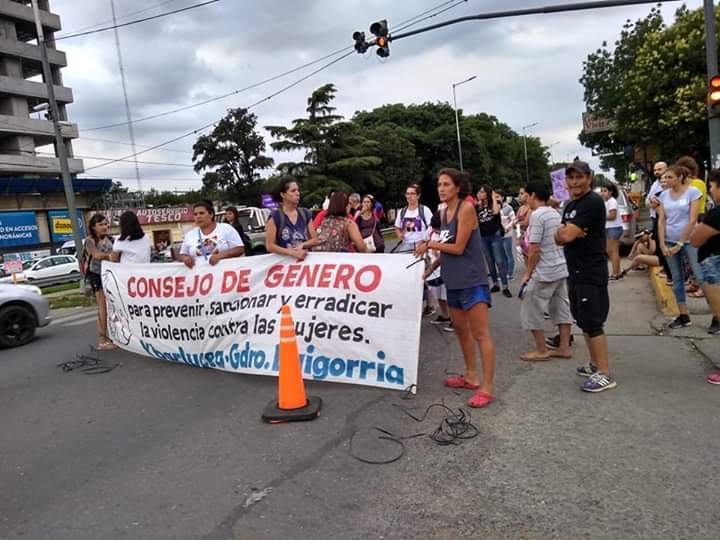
[87, 213, 107, 241]
[225, 206, 239, 226]
[437, 168, 470, 200]
[477, 184, 493, 208]
[118, 211, 145, 241]
[327, 191, 349, 217]
[272, 176, 299, 203]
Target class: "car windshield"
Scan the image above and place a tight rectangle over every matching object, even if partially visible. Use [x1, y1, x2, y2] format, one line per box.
[22, 260, 35, 270]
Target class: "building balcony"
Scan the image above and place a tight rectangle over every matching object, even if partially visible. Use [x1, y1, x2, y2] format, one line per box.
[0, 113, 78, 146]
[0, 1, 62, 34]
[0, 153, 84, 174]
[0, 74, 72, 104]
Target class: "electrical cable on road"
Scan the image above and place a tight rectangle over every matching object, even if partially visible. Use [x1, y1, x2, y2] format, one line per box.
[54, 0, 220, 41]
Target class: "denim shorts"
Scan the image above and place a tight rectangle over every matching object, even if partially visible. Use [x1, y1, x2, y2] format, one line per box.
[701, 255, 720, 285]
[446, 285, 492, 311]
[606, 226, 623, 240]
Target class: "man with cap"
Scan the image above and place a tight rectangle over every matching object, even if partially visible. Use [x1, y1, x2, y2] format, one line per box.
[555, 161, 616, 392]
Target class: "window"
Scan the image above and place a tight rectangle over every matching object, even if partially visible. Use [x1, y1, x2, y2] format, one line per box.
[34, 259, 52, 269]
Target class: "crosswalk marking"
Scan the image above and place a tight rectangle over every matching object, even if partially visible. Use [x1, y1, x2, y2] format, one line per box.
[51, 310, 97, 326]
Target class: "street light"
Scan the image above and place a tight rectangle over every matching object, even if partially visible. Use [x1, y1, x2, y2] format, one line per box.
[548, 140, 561, 164]
[452, 75, 476, 171]
[522, 122, 539, 183]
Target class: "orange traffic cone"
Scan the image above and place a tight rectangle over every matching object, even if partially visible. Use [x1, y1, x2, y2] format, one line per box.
[262, 305, 322, 423]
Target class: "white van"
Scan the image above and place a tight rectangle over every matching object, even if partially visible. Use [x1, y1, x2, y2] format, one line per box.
[59, 241, 76, 256]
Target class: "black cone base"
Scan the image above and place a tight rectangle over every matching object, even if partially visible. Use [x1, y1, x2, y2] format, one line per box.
[262, 396, 322, 424]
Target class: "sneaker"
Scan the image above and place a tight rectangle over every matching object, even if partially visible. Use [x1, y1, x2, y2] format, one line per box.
[576, 362, 598, 377]
[430, 316, 451, 325]
[608, 275, 623, 282]
[442, 325, 455, 333]
[490, 284, 500, 293]
[502, 288, 512, 298]
[582, 372, 617, 393]
[707, 373, 720, 385]
[708, 317, 720, 335]
[422, 306, 435, 317]
[543, 312, 551, 320]
[546, 334, 575, 349]
[668, 314, 692, 329]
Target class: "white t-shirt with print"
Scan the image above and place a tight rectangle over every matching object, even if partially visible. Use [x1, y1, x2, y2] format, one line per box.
[180, 223, 243, 264]
[394, 205, 433, 251]
[113, 235, 151, 264]
[605, 197, 623, 228]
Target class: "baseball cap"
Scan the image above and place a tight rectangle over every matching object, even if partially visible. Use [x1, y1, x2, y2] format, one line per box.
[565, 160, 592, 175]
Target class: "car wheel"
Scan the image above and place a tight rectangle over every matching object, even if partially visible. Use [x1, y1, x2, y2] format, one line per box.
[0, 305, 37, 348]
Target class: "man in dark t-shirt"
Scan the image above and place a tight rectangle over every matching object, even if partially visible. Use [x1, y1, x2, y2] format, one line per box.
[555, 161, 615, 393]
[690, 171, 720, 346]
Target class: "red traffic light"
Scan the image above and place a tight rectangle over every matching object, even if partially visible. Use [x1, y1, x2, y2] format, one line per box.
[709, 76, 720, 106]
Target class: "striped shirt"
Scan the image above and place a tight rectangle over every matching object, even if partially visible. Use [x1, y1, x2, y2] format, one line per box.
[528, 206, 568, 282]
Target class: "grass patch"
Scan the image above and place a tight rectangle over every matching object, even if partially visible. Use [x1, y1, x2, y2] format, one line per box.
[49, 294, 96, 310]
[42, 282, 82, 295]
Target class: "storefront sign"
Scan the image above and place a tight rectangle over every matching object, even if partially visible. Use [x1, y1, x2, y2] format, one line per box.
[0, 212, 39, 247]
[48, 210, 86, 242]
[102, 207, 195, 225]
[102, 253, 423, 391]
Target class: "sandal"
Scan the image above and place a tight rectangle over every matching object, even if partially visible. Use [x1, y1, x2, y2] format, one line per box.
[467, 391, 495, 408]
[96, 339, 117, 351]
[443, 374, 480, 390]
[519, 351, 551, 362]
[688, 289, 705, 298]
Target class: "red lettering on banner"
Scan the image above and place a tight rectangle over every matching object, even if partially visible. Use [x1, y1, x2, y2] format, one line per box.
[128, 276, 136, 297]
[237, 269, 250, 292]
[221, 269, 251, 293]
[317, 264, 335, 288]
[127, 274, 214, 298]
[263, 263, 382, 293]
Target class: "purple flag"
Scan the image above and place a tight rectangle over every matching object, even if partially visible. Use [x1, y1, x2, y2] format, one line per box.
[550, 168, 569, 202]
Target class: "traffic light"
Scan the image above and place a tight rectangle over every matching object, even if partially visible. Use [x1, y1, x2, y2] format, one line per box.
[370, 19, 389, 58]
[353, 31, 368, 54]
[709, 75, 720, 107]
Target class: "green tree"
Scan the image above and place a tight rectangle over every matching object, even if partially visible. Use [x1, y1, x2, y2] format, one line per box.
[266, 84, 382, 205]
[192, 107, 274, 199]
[580, 5, 719, 173]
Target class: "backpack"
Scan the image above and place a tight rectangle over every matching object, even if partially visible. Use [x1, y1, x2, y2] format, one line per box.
[273, 208, 313, 244]
[232, 223, 254, 256]
[314, 216, 350, 252]
[399, 205, 430, 228]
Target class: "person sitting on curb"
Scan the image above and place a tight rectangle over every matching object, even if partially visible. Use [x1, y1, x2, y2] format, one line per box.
[519, 183, 573, 361]
[619, 230, 659, 277]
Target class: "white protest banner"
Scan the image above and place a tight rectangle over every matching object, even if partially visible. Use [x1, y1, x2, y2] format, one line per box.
[102, 253, 423, 391]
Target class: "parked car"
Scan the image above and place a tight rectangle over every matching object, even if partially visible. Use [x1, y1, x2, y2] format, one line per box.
[58, 240, 76, 256]
[0, 283, 50, 347]
[0, 255, 79, 283]
[217, 206, 271, 253]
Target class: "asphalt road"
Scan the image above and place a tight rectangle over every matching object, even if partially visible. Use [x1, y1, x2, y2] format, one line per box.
[1, 274, 718, 540]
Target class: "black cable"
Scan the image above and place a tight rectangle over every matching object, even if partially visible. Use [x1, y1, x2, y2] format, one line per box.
[392, 403, 479, 445]
[84, 50, 355, 172]
[57, 0, 182, 37]
[58, 354, 120, 374]
[392, 0, 469, 33]
[54, 0, 220, 41]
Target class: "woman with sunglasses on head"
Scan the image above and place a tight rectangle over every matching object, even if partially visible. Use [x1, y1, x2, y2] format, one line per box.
[415, 168, 496, 408]
[394, 183, 433, 254]
[83, 214, 116, 350]
[356, 194, 385, 253]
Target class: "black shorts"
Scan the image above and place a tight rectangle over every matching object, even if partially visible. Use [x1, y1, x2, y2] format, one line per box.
[568, 281, 609, 338]
[85, 271, 103, 293]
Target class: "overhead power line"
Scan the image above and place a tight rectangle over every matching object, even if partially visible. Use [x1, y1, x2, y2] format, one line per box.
[84, 50, 355, 172]
[57, 0, 182, 37]
[54, 0, 220, 41]
[82, 0, 469, 132]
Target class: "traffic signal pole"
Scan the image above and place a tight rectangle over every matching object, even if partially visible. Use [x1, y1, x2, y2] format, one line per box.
[704, 0, 720, 170]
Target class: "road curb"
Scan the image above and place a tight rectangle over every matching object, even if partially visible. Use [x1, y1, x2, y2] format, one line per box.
[649, 266, 679, 317]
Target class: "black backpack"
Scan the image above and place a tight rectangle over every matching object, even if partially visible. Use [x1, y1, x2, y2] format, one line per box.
[273, 208, 313, 243]
[399, 205, 430, 228]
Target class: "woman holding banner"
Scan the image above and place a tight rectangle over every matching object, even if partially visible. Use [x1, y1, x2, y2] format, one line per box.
[178, 201, 244, 268]
[414, 168, 496, 408]
[266, 176, 320, 261]
[83, 214, 116, 351]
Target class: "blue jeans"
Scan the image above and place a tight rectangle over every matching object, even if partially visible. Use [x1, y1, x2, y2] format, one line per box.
[501, 236, 515, 278]
[481, 232, 508, 287]
[666, 243, 704, 306]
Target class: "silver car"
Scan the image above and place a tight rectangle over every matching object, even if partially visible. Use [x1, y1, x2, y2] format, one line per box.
[0, 283, 51, 347]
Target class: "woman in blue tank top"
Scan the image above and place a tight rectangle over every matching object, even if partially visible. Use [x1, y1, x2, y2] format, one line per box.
[414, 168, 496, 408]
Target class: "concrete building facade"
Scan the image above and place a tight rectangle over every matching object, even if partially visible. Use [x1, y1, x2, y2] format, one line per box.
[0, 0, 83, 175]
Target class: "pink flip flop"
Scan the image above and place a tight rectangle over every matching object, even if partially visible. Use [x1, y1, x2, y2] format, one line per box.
[443, 374, 480, 390]
[467, 391, 495, 408]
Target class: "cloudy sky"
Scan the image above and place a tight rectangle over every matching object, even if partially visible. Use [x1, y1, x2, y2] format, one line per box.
[46, 0, 702, 192]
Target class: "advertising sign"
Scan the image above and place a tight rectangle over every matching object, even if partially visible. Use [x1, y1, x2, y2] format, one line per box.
[0, 212, 39, 247]
[102, 207, 195, 225]
[48, 210, 86, 242]
[102, 253, 423, 391]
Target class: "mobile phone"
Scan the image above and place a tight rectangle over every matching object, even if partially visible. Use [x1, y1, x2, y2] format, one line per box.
[518, 282, 528, 300]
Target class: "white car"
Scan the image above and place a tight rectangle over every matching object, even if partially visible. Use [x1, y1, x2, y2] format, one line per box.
[2, 255, 80, 282]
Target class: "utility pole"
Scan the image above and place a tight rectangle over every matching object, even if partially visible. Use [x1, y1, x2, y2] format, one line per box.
[705, 0, 720, 170]
[31, 0, 85, 286]
[452, 75, 476, 171]
[109, 0, 142, 194]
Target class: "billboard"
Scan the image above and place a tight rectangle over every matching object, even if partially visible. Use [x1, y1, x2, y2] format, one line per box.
[0, 211, 39, 247]
[101, 207, 195, 225]
[48, 210, 86, 242]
